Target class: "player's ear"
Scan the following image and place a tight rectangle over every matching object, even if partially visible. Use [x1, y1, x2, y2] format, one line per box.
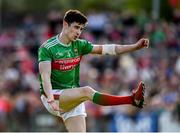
[63, 20, 69, 28]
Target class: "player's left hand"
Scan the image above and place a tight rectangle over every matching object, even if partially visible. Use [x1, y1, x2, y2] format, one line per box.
[136, 38, 149, 49]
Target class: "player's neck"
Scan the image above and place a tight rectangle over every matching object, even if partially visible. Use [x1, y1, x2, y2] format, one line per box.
[58, 32, 71, 45]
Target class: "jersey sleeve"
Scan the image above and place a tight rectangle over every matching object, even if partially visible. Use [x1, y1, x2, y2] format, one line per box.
[78, 39, 93, 55]
[38, 47, 52, 62]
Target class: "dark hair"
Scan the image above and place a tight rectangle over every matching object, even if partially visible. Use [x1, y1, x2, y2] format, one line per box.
[64, 10, 88, 25]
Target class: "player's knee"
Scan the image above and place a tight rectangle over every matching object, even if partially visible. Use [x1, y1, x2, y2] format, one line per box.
[81, 86, 95, 99]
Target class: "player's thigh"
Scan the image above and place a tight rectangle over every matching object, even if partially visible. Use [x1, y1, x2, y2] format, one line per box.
[64, 115, 86, 132]
[59, 87, 95, 104]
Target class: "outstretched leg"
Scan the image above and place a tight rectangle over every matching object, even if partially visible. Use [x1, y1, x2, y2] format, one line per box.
[58, 81, 145, 112]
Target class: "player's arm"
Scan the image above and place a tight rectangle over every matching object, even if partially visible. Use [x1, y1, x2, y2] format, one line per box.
[39, 61, 61, 111]
[39, 61, 54, 102]
[91, 38, 149, 55]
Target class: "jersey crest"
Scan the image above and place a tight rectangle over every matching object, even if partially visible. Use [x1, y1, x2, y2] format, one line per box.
[74, 48, 78, 56]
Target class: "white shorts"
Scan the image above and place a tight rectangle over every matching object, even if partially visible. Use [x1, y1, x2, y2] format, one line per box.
[40, 89, 87, 121]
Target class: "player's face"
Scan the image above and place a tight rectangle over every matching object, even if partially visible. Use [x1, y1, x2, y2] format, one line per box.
[67, 22, 85, 41]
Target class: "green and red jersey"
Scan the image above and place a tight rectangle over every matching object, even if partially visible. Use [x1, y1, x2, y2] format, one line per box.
[38, 35, 93, 94]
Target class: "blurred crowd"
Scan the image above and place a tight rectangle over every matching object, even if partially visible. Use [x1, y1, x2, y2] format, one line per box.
[0, 10, 179, 132]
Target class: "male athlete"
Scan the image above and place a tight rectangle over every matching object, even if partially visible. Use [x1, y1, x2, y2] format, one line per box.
[38, 9, 149, 132]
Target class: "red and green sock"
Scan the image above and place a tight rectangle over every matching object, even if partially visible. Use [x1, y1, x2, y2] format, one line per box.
[92, 92, 133, 106]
